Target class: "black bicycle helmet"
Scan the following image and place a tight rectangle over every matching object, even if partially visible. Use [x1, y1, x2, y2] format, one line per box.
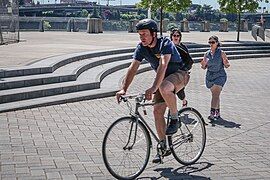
[136, 19, 158, 32]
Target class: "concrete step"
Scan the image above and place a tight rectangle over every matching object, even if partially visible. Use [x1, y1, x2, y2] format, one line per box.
[0, 64, 151, 113]
[1, 42, 270, 78]
[0, 53, 132, 90]
[0, 58, 136, 103]
[0, 48, 134, 78]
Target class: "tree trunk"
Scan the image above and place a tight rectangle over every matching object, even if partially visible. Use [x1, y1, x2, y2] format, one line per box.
[160, 7, 163, 37]
[237, 11, 240, 41]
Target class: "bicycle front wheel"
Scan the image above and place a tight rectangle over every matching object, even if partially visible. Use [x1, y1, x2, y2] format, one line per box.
[168, 107, 206, 165]
[102, 116, 151, 180]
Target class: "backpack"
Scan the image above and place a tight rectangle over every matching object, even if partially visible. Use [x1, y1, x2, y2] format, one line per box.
[175, 44, 194, 71]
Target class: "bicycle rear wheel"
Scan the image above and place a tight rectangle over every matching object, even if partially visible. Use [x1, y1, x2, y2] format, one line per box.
[168, 107, 206, 165]
[102, 116, 151, 180]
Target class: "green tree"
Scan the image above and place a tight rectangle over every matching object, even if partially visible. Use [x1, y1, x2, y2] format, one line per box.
[137, 13, 147, 20]
[43, 21, 51, 30]
[175, 12, 183, 21]
[90, 6, 100, 18]
[80, 9, 89, 18]
[19, 0, 25, 6]
[99, 6, 103, 19]
[1, 0, 9, 6]
[138, 0, 192, 36]
[218, 0, 269, 41]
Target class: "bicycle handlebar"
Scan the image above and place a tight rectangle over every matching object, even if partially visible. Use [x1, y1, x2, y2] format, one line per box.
[120, 94, 155, 106]
[120, 94, 145, 102]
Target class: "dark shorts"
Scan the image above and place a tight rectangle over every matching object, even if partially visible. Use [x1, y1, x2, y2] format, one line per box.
[206, 70, 227, 89]
[153, 70, 190, 104]
[206, 76, 227, 89]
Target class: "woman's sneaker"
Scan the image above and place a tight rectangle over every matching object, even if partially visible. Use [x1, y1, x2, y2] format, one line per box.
[208, 109, 215, 121]
[214, 109, 220, 119]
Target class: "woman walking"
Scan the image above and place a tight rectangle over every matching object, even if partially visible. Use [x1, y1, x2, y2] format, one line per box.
[200, 35, 230, 120]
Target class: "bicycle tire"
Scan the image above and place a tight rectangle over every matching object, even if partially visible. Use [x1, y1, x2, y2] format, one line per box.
[102, 116, 151, 180]
[168, 107, 206, 165]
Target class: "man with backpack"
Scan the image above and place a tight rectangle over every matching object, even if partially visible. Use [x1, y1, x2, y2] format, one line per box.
[116, 19, 190, 163]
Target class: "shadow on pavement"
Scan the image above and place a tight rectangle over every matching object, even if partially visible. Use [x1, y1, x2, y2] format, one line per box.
[138, 162, 213, 180]
[209, 117, 241, 128]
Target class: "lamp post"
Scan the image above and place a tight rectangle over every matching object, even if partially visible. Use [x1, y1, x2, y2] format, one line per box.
[148, 0, 152, 19]
[259, 6, 266, 29]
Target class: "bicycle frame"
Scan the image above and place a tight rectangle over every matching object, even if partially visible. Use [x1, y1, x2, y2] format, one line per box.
[128, 98, 160, 148]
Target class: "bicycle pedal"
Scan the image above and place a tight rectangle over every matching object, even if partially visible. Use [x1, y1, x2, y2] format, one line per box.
[152, 157, 163, 164]
[162, 150, 171, 157]
[153, 152, 166, 164]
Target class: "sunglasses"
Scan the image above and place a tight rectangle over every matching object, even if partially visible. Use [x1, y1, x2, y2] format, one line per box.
[173, 34, 180, 37]
[208, 41, 216, 44]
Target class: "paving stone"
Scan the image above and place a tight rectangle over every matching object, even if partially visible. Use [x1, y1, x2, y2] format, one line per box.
[45, 172, 61, 179]
[30, 169, 45, 176]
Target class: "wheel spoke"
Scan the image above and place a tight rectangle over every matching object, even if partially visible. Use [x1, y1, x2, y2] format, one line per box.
[169, 108, 206, 165]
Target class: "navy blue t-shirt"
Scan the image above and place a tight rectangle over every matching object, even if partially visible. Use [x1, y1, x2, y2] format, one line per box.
[133, 37, 183, 77]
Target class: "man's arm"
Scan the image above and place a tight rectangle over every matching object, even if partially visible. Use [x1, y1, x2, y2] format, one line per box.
[121, 60, 140, 91]
[145, 54, 170, 100]
[116, 60, 140, 102]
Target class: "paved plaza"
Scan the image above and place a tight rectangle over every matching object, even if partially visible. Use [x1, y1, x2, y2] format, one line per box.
[0, 31, 270, 179]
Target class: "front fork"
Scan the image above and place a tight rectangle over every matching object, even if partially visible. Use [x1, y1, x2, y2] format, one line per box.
[123, 116, 138, 150]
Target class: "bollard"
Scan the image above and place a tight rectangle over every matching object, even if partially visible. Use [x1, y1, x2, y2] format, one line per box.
[220, 19, 228, 32]
[162, 19, 169, 32]
[251, 25, 259, 41]
[98, 19, 103, 33]
[201, 21, 210, 32]
[39, 19, 44, 32]
[258, 26, 265, 41]
[67, 18, 73, 32]
[87, 18, 100, 33]
[240, 19, 248, 32]
[87, 18, 102, 33]
[180, 19, 189, 32]
[72, 19, 79, 32]
[9, 18, 16, 33]
[128, 19, 138, 33]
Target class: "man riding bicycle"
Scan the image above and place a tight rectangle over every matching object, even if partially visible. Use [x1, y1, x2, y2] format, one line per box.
[116, 19, 190, 163]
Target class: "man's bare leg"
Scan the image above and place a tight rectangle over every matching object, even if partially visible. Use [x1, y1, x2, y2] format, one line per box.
[153, 103, 167, 140]
[159, 80, 185, 135]
[152, 103, 168, 163]
[159, 80, 184, 115]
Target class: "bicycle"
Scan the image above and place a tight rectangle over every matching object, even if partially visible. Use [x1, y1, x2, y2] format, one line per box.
[102, 94, 206, 180]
